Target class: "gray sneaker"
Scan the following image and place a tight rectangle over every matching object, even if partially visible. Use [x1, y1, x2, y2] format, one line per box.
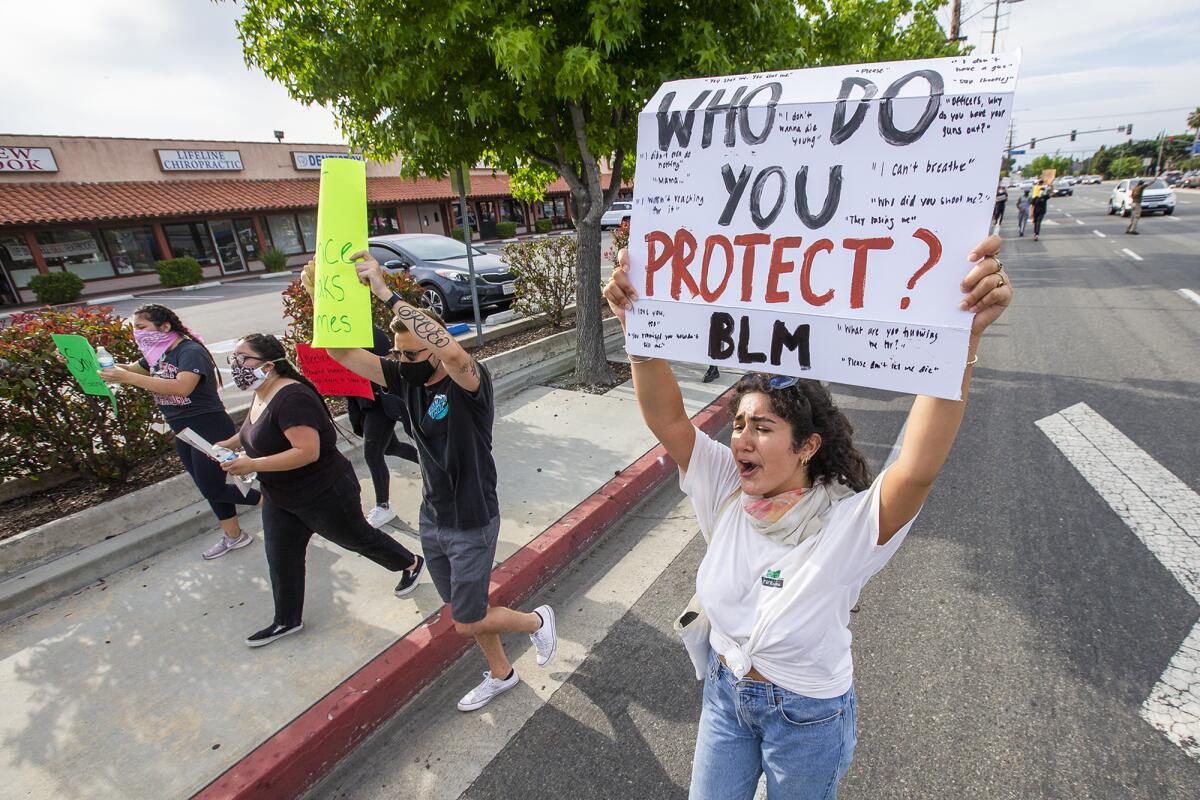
[202, 530, 253, 560]
[457, 669, 519, 712]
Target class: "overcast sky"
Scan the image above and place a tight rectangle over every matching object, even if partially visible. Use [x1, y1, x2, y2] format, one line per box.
[2, 0, 1197, 168]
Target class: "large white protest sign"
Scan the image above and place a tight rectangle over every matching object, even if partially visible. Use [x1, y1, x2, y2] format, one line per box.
[625, 53, 1020, 399]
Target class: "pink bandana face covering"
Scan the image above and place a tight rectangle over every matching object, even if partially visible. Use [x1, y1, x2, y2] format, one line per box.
[742, 488, 809, 526]
[133, 329, 181, 366]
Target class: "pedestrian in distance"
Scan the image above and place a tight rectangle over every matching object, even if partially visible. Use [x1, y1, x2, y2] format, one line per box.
[992, 181, 1008, 232]
[300, 255, 557, 712]
[1031, 181, 1049, 241]
[1126, 178, 1145, 235]
[98, 304, 261, 560]
[349, 326, 421, 528]
[1017, 188, 1031, 237]
[215, 333, 424, 648]
[604, 233, 1012, 800]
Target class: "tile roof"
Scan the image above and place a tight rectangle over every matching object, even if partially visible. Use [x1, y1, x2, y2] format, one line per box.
[0, 172, 603, 227]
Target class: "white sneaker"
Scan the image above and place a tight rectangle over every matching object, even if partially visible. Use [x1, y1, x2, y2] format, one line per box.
[201, 530, 253, 560]
[457, 669, 519, 712]
[365, 504, 397, 528]
[529, 605, 557, 667]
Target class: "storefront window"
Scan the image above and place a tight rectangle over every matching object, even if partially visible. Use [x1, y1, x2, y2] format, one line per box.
[101, 226, 161, 274]
[450, 204, 477, 229]
[542, 197, 569, 227]
[266, 214, 303, 254]
[500, 199, 525, 224]
[36, 229, 115, 280]
[0, 234, 37, 295]
[297, 212, 317, 252]
[162, 222, 218, 267]
[233, 217, 261, 261]
[368, 208, 400, 236]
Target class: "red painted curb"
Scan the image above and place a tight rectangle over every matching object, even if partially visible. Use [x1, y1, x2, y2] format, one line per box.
[194, 385, 735, 800]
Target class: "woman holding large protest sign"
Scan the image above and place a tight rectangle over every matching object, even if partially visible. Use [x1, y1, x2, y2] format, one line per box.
[604, 234, 1011, 799]
[99, 304, 261, 561]
[214, 333, 423, 648]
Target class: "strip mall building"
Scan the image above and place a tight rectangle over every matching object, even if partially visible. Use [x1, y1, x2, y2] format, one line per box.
[0, 135, 591, 307]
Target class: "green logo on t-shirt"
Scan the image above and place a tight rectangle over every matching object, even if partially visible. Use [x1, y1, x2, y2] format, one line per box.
[761, 569, 783, 588]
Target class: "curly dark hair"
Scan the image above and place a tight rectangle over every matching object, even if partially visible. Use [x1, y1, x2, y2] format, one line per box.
[728, 375, 873, 492]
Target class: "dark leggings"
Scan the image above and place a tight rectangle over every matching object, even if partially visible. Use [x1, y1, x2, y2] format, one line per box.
[1033, 208, 1046, 235]
[262, 467, 416, 626]
[360, 404, 419, 505]
[171, 411, 261, 521]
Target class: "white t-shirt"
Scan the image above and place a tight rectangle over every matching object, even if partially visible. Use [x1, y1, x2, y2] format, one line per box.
[680, 427, 918, 698]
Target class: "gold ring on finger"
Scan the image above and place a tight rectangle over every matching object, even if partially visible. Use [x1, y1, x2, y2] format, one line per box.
[996, 272, 1007, 288]
[993, 258, 1005, 274]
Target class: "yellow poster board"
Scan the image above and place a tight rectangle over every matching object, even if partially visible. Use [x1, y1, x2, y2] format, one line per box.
[311, 158, 373, 348]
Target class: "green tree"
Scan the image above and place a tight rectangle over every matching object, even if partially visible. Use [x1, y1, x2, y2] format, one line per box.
[1188, 107, 1200, 137]
[1020, 154, 1071, 178]
[1108, 156, 1143, 180]
[232, 0, 962, 383]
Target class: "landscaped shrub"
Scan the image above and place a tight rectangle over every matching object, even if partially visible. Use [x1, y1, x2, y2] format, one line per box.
[501, 236, 576, 328]
[451, 226, 468, 243]
[604, 219, 630, 271]
[27, 271, 85, 305]
[155, 256, 203, 287]
[495, 221, 518, 239]
[534, 218, 553, 234]
[261, 246, 289, 272]
[0, 306, 170, 484]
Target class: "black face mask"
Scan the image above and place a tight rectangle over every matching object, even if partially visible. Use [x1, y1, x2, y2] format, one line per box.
[398, 357, 436, 385]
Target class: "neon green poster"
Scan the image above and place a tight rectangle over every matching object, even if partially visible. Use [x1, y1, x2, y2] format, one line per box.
[311, 157, 374, 347]
[51, 333, 118, 414]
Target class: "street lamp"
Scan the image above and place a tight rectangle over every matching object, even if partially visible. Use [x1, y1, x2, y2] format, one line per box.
[273, 130, 285, 143]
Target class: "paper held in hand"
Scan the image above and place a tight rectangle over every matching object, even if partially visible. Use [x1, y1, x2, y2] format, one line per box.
[176, 427, 257, 496]
[624, 52, 1020, 399]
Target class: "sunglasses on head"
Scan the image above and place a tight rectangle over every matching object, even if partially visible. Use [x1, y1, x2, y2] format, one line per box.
[767, 375, 800, 389]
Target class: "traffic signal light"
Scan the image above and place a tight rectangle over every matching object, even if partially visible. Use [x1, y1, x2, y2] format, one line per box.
[1126, 124, 1133, 136]
[1030, 137, 1036, 150]
[1070, 130, 1077, 141]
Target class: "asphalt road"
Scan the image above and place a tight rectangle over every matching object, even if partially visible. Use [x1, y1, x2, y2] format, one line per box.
[309, 183, 1200, 799]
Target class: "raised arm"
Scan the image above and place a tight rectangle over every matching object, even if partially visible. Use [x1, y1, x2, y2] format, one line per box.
[302, 256, 480, 392]
[604, 249, 696, 472]
[878, 234, 1012, 545]
[100, 364, 199, 396]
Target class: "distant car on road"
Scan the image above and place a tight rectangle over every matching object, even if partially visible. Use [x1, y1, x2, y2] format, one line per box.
[600, 200, 633, 230]
[368, 233, 517, 318]
[1108, 178, 1175, 217]
[1051, 178, 1074, 196]
[1162, 170, 1184, 187]
[1182, 171, 1200, 188]
[1019, 179, 1035, 192]
[1081, 175, 1102, 185]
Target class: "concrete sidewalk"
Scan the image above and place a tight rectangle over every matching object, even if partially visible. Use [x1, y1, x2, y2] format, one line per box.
[0, 362, 737, 800]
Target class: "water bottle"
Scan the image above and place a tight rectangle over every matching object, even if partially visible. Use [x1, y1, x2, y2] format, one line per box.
[213, 446, 257, 484]
[95, 346, 115, 369]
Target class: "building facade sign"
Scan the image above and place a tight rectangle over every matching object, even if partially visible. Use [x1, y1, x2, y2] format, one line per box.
[291, 151, 365, 170]
[0, 146, 58, 173]
[157, 149, 243, 172]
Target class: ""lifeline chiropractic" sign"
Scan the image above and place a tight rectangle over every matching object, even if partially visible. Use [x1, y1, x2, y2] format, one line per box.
[157, 149, 243, 172]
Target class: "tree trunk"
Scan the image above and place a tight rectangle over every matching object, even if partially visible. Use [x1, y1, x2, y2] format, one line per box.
[572, 202, 614, 385]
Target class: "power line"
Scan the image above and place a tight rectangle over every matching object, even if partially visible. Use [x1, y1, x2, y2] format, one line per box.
[1022, 106, 1195, 124]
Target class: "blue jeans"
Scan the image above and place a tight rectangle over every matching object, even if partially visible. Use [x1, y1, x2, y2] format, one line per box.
[690, 649, 857, 800]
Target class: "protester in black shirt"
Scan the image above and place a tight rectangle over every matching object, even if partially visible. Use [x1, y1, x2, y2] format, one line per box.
[99, 304, 261, 561]
[302, 254, 558, 712]
[215, 333, 422, 648]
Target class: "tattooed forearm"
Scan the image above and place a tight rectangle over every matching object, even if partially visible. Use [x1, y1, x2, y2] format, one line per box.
[393, 305, 452, 348]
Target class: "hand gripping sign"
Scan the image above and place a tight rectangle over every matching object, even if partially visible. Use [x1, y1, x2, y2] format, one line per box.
[311, 157, 374, 348]
[51, 333, 118, 414]
[624, 53, 1020, 399]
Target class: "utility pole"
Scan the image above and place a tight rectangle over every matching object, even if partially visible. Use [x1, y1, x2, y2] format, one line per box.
[1005, 120, 1015, 176]
[1155, 131, 1165, 175]
[950, 0, 962, 40]
[990, 0, 1001, 53]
